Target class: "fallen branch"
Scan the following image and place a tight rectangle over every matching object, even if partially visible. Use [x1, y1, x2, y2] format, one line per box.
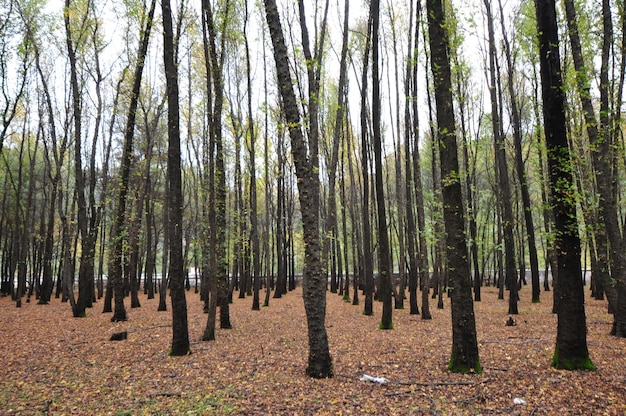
[483, 366, 510, 372]
[335, 373, 490, 387]
[135, 324, 172, 331]
[482, 338, 547, 345]
[150, 392, 182, 398]
[393, 378, 491, 387]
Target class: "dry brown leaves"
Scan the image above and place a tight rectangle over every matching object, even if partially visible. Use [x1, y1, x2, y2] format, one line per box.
[0, 285, 624, 415]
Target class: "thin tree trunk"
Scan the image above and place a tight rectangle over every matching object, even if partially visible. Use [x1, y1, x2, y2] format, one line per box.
[264, 0, 333, 378]
[360, 13, 374, 317]
[483, 0, 517, 314]
[370, 0, 393, 329]
[497, 0, 540, 304]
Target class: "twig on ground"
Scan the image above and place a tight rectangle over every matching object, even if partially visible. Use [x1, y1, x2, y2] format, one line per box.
[150, 392, 182, 398]
[483, 366, 510, 372]
[335, 373, 491, 387]
[482, 338, 548, 345]
[393, 378, 491, 387]
[428, 396, 439, 416]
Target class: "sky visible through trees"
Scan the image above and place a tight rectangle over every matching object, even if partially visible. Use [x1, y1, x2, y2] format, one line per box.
[0, 0, 625, 383]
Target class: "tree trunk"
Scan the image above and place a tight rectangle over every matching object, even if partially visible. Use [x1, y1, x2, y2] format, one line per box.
[324, 0, 349, 300]
[404, 0, 420, 315]
[245, 0, 261, 313]
[597, 0, 626, 337]
[264, 0, 333, 378]
[483, 0, 517, 315]
[497, 0, 540, 304]
[360, 13, 374, 317]
[535, 0, 594, 369]
[426, 0, 481, 373]
[563, 0, 620, 331]
[162, 0, 190, 356]
[370, 0, 393, 329]
[109, 0, 156, 321]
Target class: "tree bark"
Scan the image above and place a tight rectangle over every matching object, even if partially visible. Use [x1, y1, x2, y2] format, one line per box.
[108, 0, 156, 322]
[426, 0, 481, 373]
[483, 0, 518, 315]
[162, 0, 190, 356]
[370, 0, 393, 329]
[535, 0, 594, 369]
[360, 13, 375, 317]
[497, 0, 540, 304]
[264, 0, 333, 378]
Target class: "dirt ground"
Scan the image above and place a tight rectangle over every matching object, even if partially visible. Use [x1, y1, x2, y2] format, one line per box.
[0, 284, 624, 415]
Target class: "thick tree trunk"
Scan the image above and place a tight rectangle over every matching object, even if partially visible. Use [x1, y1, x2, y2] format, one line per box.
[535, 0, 594, 369]
[427, 0, 481, 373]
[162, 0, 190, 356]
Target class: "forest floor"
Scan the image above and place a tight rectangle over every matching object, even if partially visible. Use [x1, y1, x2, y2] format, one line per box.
[0, 284, 624, 415]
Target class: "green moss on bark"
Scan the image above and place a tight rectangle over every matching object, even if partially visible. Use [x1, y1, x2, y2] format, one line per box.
[551, 346, 596, 370]
[447, 355, 483, 374]
[378, 321, 393, 330]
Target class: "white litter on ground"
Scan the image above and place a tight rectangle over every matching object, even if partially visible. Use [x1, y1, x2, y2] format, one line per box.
[359, 374, 390, 384]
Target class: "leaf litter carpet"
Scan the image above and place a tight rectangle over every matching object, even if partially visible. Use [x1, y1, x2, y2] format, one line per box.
[0, 286, 624, 415]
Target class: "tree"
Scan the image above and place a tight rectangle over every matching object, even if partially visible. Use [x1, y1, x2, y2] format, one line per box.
[162, 0, 190, 356]
[534, 0, 593, 370]
[562, 0, 621, 333]
[0, 0, 28, 155]
[370, 0, 393, 330]
[497, 0, 541, 304]
[426, 0, 481, 373]
[64, 0, 96, 318]
[483, 0, 518, 315]
[323, 0, 349, 300]
[597, 0, 626, 338]
[244, 0, 261, 313]
[108, 0, 157, 322]
[264, 0, 333, 378]
[407, 0, 431, 319]
[201, 0, 232, 341]
[360, 13, 375, 317]
[16, 0, 62, 306]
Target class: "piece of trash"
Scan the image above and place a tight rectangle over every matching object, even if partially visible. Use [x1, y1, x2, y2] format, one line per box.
[513, 397, 527, 405]
[359, 374, 389, 384]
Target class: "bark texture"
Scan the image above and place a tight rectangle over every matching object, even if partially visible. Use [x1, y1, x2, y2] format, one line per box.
[426, 0, 481, 373]
[162, 0, 190, 356]
[535, 0, 594, 369]
[264, 0, 332, 378]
